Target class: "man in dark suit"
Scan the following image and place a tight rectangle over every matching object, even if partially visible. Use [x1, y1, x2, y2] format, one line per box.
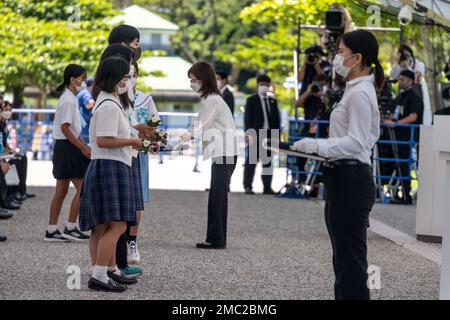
[216, 71, 235, 115]
[244, 74, 281, 195]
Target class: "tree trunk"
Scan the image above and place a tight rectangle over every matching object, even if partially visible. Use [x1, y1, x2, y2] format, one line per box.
[12, 85, 24, 109]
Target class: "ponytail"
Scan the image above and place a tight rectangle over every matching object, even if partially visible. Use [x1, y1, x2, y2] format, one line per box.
[374, 60, 385, 91]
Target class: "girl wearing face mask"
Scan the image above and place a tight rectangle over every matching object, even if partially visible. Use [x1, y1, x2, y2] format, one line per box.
[79, 56, 144, 292]
[293, 30, 384, 300]
[124, 61, 160, 265]
[182, 62, 238, 249]
[46, 64, 91, 243]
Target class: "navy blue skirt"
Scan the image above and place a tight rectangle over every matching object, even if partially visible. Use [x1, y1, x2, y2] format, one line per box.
[79, 159, 137, 232]
[132, 156, 145, 211]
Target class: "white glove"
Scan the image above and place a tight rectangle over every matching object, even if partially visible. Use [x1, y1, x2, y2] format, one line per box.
[291, 138, 318, 154]
[181, 133, 192, 143]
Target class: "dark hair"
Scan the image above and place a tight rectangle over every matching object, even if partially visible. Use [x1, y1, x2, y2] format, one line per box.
[337, 30, 385, 91]
[93, 44, 134, 108]
[399, 44, 416, 68]
[100, 44, 133, 63]
[216, 71, 228, 80]
[93, 56, 130, 100]
[187, 62, 220, 98]
[108, 25, 140, 45]
[399, 69, 415, 81]
[1, 100, 12, 110]
[56, 64, 86, 94]
[257, 74, 271, 84]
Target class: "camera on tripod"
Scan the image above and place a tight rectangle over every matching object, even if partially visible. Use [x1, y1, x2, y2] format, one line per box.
[378, 77, 396, 118]
[321, 9, 346, 55]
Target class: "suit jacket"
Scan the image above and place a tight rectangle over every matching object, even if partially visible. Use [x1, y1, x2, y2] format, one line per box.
[221, 87, 235, 115]
[244, 94, 281, 132]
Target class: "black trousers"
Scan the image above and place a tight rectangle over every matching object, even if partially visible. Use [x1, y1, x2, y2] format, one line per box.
[243, 137, 273, 191]
[323, 163, 376, 300]
[7, 155, 28, 195]
[206, 156, 237, 246]
[397, 144, 413, 202]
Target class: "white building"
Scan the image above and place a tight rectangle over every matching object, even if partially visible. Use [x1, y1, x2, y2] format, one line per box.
[111, 5, 200, 112]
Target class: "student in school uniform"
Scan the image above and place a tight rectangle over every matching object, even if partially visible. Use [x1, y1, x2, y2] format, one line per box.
[79, 56, 144, 292]
[91, 44, 146, 281]
[293, 30, 383, 300]
[126, 62, 160, 264]
[180, 62, 239, 249]
[45, 64, 91, 242]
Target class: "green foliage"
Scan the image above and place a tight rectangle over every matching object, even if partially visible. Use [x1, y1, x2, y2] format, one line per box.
[0, 0, 117, 104]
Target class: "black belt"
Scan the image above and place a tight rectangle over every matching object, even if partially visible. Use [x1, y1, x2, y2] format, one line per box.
[323, 159, 370, 168]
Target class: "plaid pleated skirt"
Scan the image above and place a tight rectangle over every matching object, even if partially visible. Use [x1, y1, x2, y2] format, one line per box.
[132, 156, 145, 211]
[79, 159, 137, 232]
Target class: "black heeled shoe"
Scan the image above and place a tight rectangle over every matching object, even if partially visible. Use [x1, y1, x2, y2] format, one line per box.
[196, 242, 226, 249]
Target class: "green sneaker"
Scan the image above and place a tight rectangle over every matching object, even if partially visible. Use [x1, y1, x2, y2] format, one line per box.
[120, 266, 143, 278]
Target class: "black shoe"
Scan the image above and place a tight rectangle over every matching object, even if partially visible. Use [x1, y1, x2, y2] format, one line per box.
[1, 201, 20, 210]
[244, 188, 255, 195]
[88, 277, 127, 292]
[107, 271, 138, 285]
[23, 192, 36, 199]
[0, 235, 6, 242]
[9, 199, 22, 206]
[63, 227, 89, 242]
[44, 229, 71, 242]
[196, 242, 226, 249]
[14, 192, 28, 202]
[263, 189, 277, 195]
[0, 211, 13, 220]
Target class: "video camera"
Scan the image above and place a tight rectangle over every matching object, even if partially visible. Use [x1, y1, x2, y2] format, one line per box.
[322, 9, 346, 56]
[378, 77, 396, 118]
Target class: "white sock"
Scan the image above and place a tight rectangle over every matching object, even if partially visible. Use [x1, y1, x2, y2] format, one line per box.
[108, 265, 121, 276]
[47, 225, 58, 233]
[66, 222, 78, 231]
[92, 265, 109, 284]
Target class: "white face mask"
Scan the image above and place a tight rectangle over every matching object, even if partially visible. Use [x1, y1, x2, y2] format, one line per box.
[445, 99, 450, 108]
[1, 111, 12, 120]
[74, 79, 86, 92]
[217, 80, 223, 89]
[333, 54, 355, 78]
[117, 80, 128, 94]
[258, 85, 269, 95]
[127, 79, 136, 101]
[130, 77, 137, 89]
[190, 81, 201, 93]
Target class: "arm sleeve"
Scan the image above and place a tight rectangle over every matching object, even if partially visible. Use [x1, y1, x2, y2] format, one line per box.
[244, 98, 252, 131]
[95, 105, 120, 137]
[317, 91, 373, 158]
[189, 99, 219, 138]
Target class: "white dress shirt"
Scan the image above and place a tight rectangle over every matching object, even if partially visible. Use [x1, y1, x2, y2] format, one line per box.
[259, 93, 270, 129]
[189, 94, 238, 160]
[89, 91, 132, 167]
[53, 88, 82, 140]
[316, 75, 380, 165]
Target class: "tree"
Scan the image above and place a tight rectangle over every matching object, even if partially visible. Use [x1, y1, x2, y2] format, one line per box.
[0, 0, 117, 107]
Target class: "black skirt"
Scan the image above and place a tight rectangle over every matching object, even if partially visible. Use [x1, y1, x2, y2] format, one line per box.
[52, 139, 90, 180]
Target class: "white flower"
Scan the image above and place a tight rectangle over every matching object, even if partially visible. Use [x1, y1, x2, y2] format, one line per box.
[142, 140, 152, 148]
[151, 114, 160, 123]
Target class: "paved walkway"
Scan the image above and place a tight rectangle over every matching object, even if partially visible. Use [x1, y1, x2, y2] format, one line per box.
[0, 185, 440, 300]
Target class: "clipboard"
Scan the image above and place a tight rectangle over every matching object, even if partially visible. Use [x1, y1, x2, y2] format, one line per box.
[262, 138, 328, 162]
[0, 154, 17, 161]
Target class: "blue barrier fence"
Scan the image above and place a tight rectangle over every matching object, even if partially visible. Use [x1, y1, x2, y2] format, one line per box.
[284, 118, 420, 201]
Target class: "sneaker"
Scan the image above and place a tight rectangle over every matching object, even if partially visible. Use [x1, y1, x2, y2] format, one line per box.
[127, 241, 141, 264]
[120, 266, 143, 278]
[107, 271, 138, 285]
[44, 229, 71, 242]
[63, 227, 90, 242]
